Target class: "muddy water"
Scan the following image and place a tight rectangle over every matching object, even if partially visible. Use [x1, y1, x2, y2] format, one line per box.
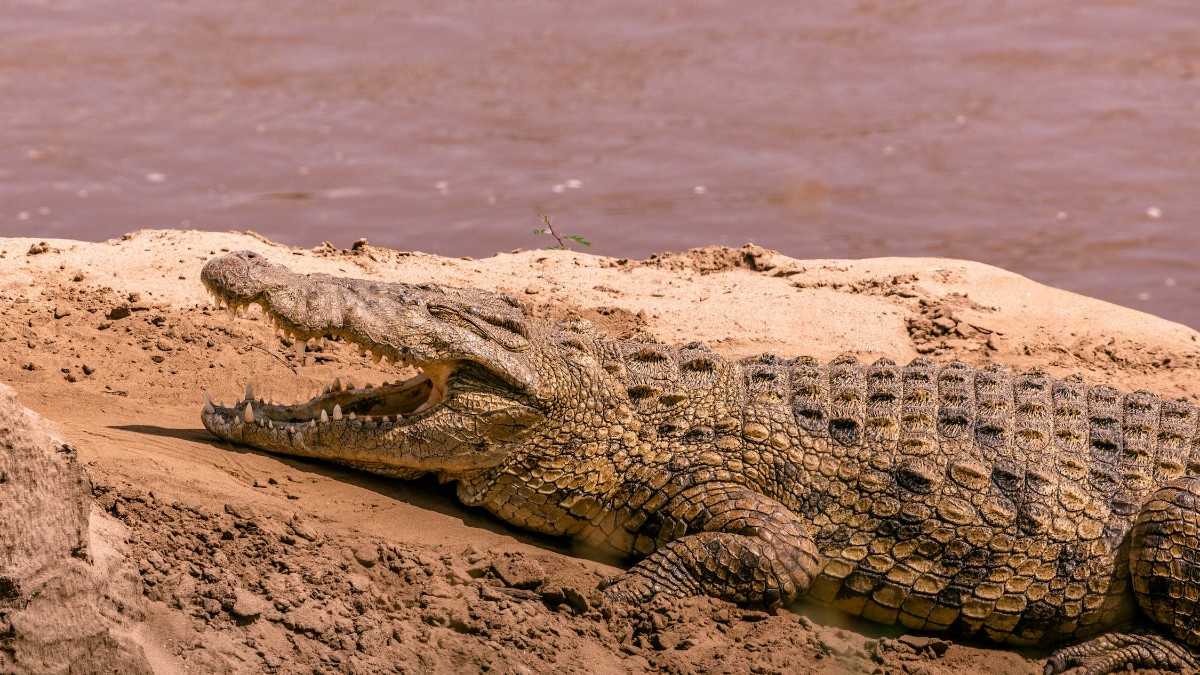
[3, 2, 1198, 328]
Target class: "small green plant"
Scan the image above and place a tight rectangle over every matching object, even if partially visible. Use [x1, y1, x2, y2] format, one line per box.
[532, 214, 591, 250]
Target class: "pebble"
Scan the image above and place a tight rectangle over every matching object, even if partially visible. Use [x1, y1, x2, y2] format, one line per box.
[230, 587, 269, 622]
[931, 316, 957, 333]
[562, 586, 589, 613]
[223, 503, 255, 520]
[352, 545, 378, 568]
[345, 573, 372, 593]
[898, 634, 949, 656]
[491, 556, 546, 590]
[288, 518, 318, 542]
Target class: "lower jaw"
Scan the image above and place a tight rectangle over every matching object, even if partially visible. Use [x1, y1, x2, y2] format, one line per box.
[206, 366, 451, 427]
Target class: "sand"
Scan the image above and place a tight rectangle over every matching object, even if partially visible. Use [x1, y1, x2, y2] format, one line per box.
[0, 229, 1196, 674]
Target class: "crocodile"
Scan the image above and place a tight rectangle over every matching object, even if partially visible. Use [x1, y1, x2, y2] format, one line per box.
[199, 250, 1200, 674]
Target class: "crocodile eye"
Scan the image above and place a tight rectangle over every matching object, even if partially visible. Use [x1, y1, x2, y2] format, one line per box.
[429, 304, 529, 350]
[468, 306, 528, 339]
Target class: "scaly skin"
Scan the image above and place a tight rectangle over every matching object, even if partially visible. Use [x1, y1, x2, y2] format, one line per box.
[199, 251, 1200, 674]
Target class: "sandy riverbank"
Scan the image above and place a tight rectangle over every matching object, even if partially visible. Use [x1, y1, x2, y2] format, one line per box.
[1, 229, 1196, 674]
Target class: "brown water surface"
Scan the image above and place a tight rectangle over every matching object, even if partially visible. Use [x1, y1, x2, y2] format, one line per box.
[3, 1, 1199, 327]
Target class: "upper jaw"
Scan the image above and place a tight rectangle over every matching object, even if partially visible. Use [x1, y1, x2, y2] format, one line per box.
[201, 250, 541, 394]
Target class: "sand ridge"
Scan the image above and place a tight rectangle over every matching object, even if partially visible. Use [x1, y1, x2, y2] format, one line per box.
[0, 229, 1196, 674]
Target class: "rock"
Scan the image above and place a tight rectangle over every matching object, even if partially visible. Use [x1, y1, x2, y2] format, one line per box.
[491, 555, 546, 590]
[562, 586, 589, 613]
[223, 503, 255, 520]
[898, 634, 949, 657]
[540, 586, 566, 606]
[357, 627, 387, 654]
[352, 545, 378, 568]
[282, 604, 334, 637]
[107, 305, 132, 320]
[288, 518, 318, 542]
[231, 587, 269, 622]
[479, 584, 506, 602]
[741, 609, 770, 622]
[345, 573, 372, 593]
[53, 307, 71, 319]
[932, 316, 957, 333]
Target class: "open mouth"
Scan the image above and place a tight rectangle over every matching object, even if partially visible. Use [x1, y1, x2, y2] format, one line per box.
[204, 367, 452, 430]
[201, 295, 454, 432]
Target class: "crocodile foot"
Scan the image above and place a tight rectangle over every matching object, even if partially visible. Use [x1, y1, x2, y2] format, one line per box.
[599, 571, 662, 606]
[1045, 629, 1199, 675]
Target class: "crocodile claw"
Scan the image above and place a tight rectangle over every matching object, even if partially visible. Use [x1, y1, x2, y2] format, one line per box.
[598, 573, 660, 606]
[1045, 629, 1199, 675]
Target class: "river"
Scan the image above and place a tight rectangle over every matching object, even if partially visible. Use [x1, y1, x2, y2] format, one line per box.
[3, 1, 1198, 327]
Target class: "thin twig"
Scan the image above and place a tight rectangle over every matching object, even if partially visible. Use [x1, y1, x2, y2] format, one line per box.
[537, 214, 567, 249]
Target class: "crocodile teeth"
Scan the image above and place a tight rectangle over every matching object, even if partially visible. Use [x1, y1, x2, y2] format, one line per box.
[243, 403, 255, 424]
[309, 420, 317, 429]
[203, 392, 215, 414]
[371, 352, 383, 364]
[332, 377, 342, 392]
[346, 382, 355, 392]
[362, 415, 371, 423]
[320, 409, 329, 423]
[333, 404, 343, 421]
[321, 384, 329, 395]
[348, 412, 356, 421]
[245, 382, 254, 401]
[295, 341, 306, 358]
[267, 420, 274, 430]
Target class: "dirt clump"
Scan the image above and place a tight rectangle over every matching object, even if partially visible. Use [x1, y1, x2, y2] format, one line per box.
[0, 383, 151, 674]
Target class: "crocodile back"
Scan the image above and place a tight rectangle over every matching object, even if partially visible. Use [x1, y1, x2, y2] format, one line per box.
[774, 355, 1200, 644]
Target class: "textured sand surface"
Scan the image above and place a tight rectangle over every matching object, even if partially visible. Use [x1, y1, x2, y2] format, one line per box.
[1, 230, 1196, 673]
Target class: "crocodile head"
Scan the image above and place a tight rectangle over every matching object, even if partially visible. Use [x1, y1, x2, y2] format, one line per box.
[199, 251, 556, 477]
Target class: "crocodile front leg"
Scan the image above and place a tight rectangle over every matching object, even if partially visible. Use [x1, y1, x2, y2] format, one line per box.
[600, 483, 821, 607]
